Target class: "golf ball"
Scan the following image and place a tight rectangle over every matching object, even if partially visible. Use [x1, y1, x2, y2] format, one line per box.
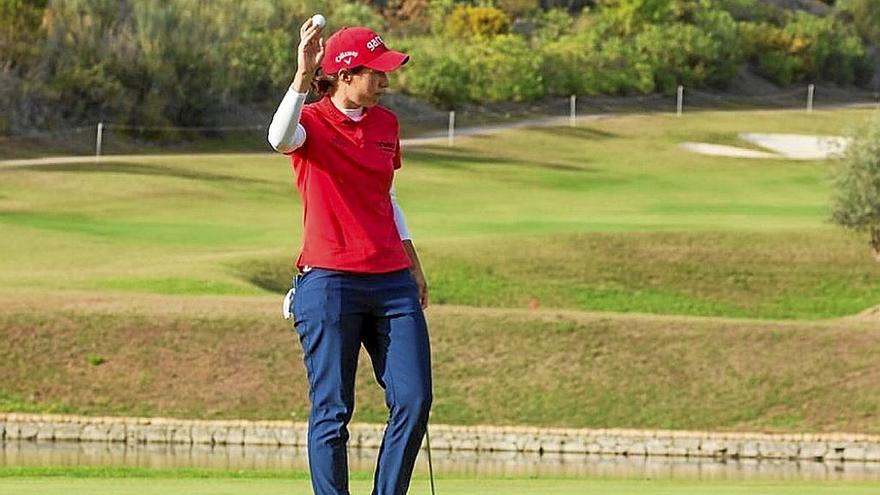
[311, 14, 326, 28]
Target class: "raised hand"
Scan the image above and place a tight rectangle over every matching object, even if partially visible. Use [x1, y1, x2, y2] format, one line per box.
[297, 17, 325, 80]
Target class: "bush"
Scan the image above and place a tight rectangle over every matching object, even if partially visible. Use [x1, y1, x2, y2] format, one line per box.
[530, 7, 576, 43]
[831, 114, 880, 261]
[693, 6, 742, 86]
[465, 34, 544, 102]
[328, 1, 385, 31]
[446, 5, 511, 38]
[395, 36, 470, 108]
[634, 22, 727, 94]
[715, 0, 783, 22]
[228, 28, 294, 103]
[542, 27, 653, 96]
[836, 0, 880, 44]
[740, 13, 871, 86]
[398, 33, 544, 106]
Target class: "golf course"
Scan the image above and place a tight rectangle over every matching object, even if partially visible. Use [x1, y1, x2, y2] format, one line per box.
[2, 107, 880, 494]
[2, 467, 880, 495]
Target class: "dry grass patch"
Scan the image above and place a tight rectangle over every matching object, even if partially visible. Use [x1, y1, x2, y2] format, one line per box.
[1, 293, 877, 433]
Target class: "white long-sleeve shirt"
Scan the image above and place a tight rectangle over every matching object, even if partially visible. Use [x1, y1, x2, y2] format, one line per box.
[268, 87, 412, 240]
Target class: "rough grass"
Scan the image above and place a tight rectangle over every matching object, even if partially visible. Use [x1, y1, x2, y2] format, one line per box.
[1, 295, 877, 433]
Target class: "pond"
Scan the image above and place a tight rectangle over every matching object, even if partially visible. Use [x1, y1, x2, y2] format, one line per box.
[3, 440, 880, 481]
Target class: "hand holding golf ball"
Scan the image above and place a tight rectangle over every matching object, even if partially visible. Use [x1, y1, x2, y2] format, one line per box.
[296, 13, 326, 82]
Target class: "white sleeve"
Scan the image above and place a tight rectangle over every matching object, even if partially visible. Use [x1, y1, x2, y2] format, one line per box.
[390, 186, 411, 241]
[267, 87, 308, 154]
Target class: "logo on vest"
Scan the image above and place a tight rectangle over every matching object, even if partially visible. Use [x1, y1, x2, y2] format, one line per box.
[376, 140, 396, 153]
[335, 51, 358, 65]
[366, 35, 384, 52]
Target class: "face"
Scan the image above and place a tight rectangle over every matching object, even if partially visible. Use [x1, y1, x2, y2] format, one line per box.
[340, 68, 389, 108]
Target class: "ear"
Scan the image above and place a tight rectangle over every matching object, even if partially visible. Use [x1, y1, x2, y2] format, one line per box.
[338, 69, 353, 83]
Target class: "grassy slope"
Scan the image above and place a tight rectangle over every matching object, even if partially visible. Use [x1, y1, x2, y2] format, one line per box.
[1, 295, 877, 433]
[2, 108, 879, 318]
[1, 108, 879, 432]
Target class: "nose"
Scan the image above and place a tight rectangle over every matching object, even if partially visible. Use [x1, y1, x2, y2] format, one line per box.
[377, 72, 389, 88]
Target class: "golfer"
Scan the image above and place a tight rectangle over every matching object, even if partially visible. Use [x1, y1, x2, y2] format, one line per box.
[267, 18, 432, 495]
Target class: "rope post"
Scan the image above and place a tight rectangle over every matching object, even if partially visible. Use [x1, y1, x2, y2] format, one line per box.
[95, 122, 104, 160]
[448, 110, 455, 147]
[807, 84, 815, 113]
[569, 94, 576, 127]
[676, 85, 684, 117]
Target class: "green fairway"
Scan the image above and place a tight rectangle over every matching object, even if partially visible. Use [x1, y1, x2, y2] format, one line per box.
[0, 468, 877, 495]
[1, 108, 879, 319]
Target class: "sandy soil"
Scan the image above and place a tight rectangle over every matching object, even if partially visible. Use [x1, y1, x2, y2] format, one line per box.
[679, 142, 780, 159]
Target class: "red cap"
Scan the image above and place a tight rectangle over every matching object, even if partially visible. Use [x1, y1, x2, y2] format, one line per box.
[321, 27, 409, 75]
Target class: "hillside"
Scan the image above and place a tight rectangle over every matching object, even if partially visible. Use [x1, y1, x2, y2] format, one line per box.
[1, 107, 879, 432]
[1, 293, 879, 433]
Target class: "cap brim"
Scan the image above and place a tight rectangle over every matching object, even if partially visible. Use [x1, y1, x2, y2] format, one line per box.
[364, 50, 409, 72]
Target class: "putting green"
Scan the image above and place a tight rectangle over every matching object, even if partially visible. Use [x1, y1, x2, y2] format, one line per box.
[2, 477, 879, 495]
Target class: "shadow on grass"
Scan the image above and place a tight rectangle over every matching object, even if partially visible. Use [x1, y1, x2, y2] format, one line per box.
[2, 162, 272, 185]
[532, 126, 619, 140]
[409, 145, 597, 173]
[234, 257, 294, 294]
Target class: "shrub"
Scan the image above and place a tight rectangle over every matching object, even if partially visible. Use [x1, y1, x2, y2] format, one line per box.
[530, 7, 576, 43]
[465, 34, 544, 102]
[634, 22, 726, 94]
[395, 36, 470, 108]
[446, 5, 511, 38]
[740, 13, 871, 86]
[693, 6, 742, 86]
[398, 33, 544, 105]
[836, 0, 880, 44]
[228, 28, 294, 103]
[328, 0, 385, 30]
[542, 27, 653, 96]
[831, 114, 880, 261]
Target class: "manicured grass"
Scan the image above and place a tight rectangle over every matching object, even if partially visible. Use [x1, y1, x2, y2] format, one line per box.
[1, 108, 879, 318]
[1, 472, 877, 495]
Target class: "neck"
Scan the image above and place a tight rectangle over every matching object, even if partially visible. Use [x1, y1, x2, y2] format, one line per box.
[330, 92, 361, 110]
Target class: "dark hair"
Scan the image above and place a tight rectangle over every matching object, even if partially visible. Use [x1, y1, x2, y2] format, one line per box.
[311, 67, 367, 96]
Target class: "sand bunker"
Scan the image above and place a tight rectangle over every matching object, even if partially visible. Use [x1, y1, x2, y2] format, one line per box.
[855, 305, 880, 321]
[680, 142, 780, 159]
[739, 133, 850, 160]
[683, 133, 850, 160]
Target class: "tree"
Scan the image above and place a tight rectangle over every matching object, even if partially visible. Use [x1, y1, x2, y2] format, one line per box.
[831, 114, 880, 261]
[836, 0, 880, 44]
[0, 0, 48, 70]
[597, 0, 704, 34]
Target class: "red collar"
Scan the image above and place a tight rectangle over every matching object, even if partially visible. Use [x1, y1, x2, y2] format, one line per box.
[319, 96, 369, 125]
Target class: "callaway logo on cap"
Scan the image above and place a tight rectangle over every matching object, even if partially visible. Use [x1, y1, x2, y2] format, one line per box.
[321, 26, 409, 74]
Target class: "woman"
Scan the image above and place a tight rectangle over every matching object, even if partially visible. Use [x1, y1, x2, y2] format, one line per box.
[267, 18, 432, 495]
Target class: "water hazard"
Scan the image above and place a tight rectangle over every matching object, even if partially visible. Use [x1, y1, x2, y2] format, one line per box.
[3, 440, 880, 481]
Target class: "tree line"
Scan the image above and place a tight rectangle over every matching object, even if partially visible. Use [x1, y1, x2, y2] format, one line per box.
[1, 0, 878, 134]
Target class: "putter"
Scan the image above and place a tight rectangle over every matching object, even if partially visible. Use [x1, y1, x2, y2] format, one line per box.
[425, 426, 436, 495]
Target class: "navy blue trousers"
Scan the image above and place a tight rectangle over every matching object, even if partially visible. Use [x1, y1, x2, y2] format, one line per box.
[291, 268, 433, 495]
